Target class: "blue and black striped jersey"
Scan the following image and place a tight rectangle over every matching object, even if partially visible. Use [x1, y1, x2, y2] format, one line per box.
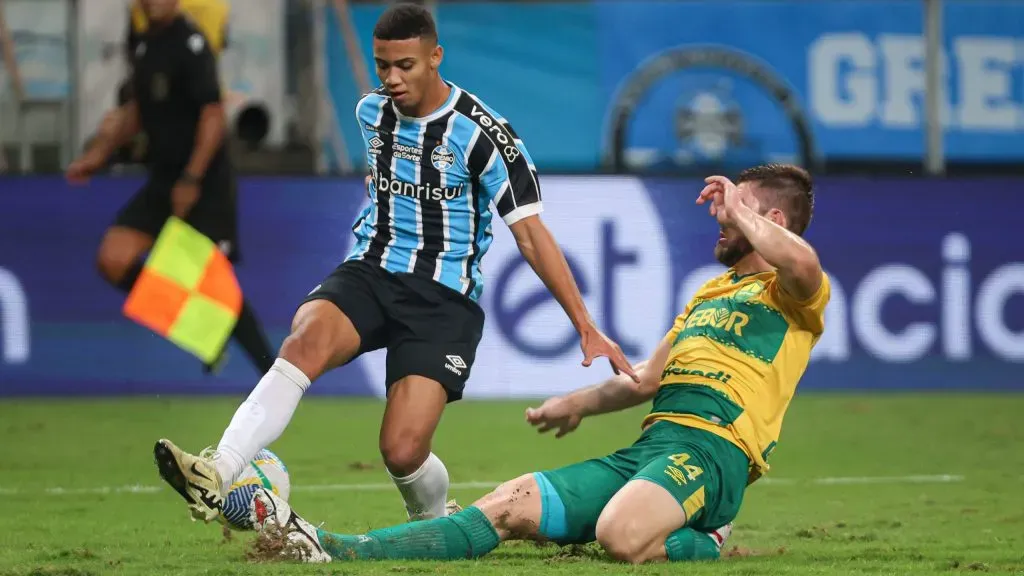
[346, 81, 542, 302]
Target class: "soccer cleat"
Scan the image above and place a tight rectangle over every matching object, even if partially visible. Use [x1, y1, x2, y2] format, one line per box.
[250, 487, 332, 563]
[707, 522, 733, 551]
[153, 439, 225, 523]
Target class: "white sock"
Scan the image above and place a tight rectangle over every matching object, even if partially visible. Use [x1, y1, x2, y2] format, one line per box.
[389, 452, 450, 520]
[213, 358, 311, 492]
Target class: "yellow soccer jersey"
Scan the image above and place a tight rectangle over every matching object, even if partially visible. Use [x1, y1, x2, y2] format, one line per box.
[130, 0, 230, 55]
[642, 268, 830, 484]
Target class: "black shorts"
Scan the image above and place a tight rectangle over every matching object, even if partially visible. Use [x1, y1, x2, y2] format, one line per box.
[303, 260, 485, 402]
[113, 162, 240, 262]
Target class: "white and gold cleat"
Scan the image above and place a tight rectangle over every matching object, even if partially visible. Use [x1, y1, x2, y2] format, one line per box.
[153, 439, 225, 523]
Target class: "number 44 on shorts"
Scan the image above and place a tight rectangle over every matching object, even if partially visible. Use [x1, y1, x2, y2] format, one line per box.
[664, 453, 704, 486]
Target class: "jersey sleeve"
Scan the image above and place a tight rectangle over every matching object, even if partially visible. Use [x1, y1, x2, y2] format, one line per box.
[664, 312, 689, 343]
[125, 16, 140, 63]
[183, 0, 230, 55]
[460, 99, 542, 226]
[771, 272, 831, 334]
[181, 31, 221, 106]
[665, 294, 703, 342]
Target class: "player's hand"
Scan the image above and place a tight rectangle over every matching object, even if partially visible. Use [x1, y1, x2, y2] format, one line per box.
[171, 181, 200, 218]
[697, 175, 758, 227]
[579, 323, 640, 383]
[65, 154, 104, 185]
[525, 396, 582, 438]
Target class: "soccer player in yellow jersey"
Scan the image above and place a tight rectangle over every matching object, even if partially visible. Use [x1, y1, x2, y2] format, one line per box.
[243, 164, 829, 565]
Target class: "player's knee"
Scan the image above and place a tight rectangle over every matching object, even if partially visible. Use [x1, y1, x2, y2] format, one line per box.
[280, 302, 359, 378]
[596, 515, 655, 564]
[379, 429, 430, 476]
[279, 316, 338, 380]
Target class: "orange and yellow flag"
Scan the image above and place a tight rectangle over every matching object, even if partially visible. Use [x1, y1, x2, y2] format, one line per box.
[123, 217, 241, 364]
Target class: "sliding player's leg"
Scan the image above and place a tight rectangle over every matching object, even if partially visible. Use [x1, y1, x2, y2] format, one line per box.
[249, 448, 639, 562]
[154, 262, 389, 522]
[250, 473, 536, 562]
[594, 422, 749, 564]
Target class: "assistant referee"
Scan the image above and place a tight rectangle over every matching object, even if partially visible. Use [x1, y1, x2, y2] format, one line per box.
[66, 0, 273, 375]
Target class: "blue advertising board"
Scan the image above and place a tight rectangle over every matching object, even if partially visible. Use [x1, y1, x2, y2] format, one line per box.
[1, 175, 1022, 396]
[323, 1, 1024, 171]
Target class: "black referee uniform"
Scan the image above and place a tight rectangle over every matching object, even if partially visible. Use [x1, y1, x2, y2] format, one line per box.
[117, 15, 236, 259]
[111, 14, 273, 375]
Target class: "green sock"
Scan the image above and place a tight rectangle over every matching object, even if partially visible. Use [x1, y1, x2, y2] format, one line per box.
[664, 527, 722, 562]
[316, 506, 501, 561]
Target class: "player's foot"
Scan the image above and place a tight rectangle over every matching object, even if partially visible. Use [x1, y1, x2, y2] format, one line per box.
[707, 522, 733, 552]
[250, 487, 332, 563]
[153, 439, 225, 523]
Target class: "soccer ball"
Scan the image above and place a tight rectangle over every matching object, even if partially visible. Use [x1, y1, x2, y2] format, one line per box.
[219, 449, 290, 530]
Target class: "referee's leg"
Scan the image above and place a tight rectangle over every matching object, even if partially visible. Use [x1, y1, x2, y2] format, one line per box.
[189, 168, 275, 375]
[97, 183, 162, 294]
[96, 226, 153, 290]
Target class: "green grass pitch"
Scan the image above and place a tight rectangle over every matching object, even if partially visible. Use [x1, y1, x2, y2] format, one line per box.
[1, 393, 1022, 575]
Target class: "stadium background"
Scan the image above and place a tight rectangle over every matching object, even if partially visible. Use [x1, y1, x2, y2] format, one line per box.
[1, 0, 1021, 397]
[1, 1, 1024, 574]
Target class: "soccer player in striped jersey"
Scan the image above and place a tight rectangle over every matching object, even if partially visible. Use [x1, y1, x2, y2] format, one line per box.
[244, 164, 829, 565]
[153, 3, 636, 527]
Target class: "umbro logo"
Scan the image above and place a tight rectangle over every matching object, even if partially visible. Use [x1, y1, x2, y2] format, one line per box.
[368, 136, 384, 155]
[444, 354, 467, 376]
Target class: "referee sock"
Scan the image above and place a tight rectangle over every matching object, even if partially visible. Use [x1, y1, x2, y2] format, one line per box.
[229, 300, 275, 374]
[315, 505, 501, 561]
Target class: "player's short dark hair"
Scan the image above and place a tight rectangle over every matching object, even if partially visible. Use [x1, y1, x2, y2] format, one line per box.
[737, 163, 815, 235]
[373, 3, 437, 42]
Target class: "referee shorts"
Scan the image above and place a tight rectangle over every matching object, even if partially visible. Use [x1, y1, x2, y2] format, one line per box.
[113, 162, 240, 262]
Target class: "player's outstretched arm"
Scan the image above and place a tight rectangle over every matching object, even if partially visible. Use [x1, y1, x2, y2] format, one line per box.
[509, 215, 639, 382]
[702, 176, 823, 300]
[525, 334, 671, 437]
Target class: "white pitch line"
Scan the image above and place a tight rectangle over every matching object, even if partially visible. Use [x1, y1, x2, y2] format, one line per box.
[297, 481, 500, 493]
[0, 475, 965, 497]
[807, 474, 964, 485]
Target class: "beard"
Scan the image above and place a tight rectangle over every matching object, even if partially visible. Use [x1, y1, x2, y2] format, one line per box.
[714, 236, 754, 267]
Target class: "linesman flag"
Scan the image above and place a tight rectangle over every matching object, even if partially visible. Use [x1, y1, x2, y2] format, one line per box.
[123, 217, 241, 364]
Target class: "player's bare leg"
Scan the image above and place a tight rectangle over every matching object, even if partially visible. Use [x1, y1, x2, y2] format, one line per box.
[595, 479, 730, 563]
[379, 376, 454, 520]
[96, 226, 152, 288]
[155, 300, 362, 521]
[248, 473, 545, 562]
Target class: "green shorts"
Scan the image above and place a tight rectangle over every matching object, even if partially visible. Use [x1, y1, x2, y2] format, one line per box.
[534, 420, 750, 545]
